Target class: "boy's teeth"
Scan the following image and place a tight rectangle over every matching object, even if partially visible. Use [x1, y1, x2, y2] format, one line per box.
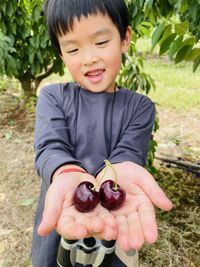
[87, 70, 102, 76]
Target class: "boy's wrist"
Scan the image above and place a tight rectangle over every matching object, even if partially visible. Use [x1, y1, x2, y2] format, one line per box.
[53, 164, 86, 181]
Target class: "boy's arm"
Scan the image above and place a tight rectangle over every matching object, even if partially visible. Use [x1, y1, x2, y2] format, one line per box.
[107, 95, 156, 167]
[34, 86, 84, 186]
[96, 96, 172, 250]
[35, 86, 117, 240]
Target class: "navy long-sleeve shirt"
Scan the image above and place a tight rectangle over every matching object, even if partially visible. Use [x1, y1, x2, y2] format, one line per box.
[32, 82, 155, 267]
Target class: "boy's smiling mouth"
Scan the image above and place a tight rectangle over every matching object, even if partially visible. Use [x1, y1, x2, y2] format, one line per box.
[84, 69, 105, 83]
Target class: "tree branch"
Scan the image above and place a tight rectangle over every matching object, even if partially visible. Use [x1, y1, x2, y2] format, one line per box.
[155, 154, 200, 176]
[35, 65, 55, 88]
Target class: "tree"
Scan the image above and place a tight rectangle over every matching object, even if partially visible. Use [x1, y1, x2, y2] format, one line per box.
[125, 0, 200, 73]
[1, 0, 200, 171]
[120, 0, 200, 172]
[0, 0, 63, 98]
[1, 0, 200, 98]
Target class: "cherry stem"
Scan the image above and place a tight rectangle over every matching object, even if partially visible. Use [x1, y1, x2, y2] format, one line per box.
[104, 160, 118, 190]
[94, 160, 119, 190]
[93, 161, 109, 190]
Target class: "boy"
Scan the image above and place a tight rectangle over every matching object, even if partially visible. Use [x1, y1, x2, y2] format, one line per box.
[32, 0, 173, 266]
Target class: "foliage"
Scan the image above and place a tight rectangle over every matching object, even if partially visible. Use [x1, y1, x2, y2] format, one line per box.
[121, 0, 200, 171]
[125, 0, 200, 72]
[0, 31, 16, 76]
[0, 0, 63, 98]
[1, 0, 200, 170]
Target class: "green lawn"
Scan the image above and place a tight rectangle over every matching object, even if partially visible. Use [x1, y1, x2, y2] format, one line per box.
[136, 38, 200, 113]
[145, 59, 200, 112]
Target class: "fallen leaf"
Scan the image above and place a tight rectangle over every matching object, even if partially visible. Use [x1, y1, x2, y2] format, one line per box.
[19, 198, 35, 207]
[4, 131, 13, 140]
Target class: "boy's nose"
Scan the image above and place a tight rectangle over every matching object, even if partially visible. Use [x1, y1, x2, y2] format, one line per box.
[82, 49, 99, 66]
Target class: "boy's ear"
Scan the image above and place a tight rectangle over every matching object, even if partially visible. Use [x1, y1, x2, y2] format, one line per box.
[122, 26, 132, 53]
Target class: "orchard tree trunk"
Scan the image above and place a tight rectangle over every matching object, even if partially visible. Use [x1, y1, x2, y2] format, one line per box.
[19, 76, 37, 99]
[18, 65, 55, 100]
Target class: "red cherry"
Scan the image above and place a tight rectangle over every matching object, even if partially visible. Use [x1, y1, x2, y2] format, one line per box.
[99, 180, 126, 210]
[73, 181, 99, 212]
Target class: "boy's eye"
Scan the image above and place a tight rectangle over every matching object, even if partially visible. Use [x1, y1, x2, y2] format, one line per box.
[96, 40, 109, 46]
[67, 48, 79, 54]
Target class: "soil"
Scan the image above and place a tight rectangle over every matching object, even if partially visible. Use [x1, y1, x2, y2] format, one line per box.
[0, 94, 199, 267]
[155, 107, 200, 163]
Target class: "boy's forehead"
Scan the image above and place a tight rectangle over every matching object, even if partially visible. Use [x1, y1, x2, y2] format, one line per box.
[59, 13, 116, 40]
[74, 13, 113, 28]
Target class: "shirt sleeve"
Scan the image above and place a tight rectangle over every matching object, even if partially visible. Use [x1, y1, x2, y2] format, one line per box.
[34, 85, 82, 185]
[108, 95, 155, 167]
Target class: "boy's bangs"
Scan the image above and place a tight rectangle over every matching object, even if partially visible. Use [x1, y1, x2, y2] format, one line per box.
[48, 0, 107, 36]
[44, 0, 130, 54]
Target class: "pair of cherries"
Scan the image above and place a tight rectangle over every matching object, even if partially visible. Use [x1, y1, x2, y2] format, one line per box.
[73, 160, 126, 212]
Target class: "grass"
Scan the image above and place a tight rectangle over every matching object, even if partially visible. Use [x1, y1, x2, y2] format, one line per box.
[136, 38, 200, 113]
[144, 59, 200, 112]
[139, 167, 200, 267]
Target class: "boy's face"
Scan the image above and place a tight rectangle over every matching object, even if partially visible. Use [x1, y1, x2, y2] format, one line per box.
[58, 13, 131, 93]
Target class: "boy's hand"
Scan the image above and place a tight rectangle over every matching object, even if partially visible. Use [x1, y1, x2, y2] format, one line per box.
[38, 172, 117, 241]
[96, 161, 173, 251]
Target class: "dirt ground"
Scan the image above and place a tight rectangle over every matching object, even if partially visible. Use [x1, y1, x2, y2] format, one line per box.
[0, 94, 199, 267]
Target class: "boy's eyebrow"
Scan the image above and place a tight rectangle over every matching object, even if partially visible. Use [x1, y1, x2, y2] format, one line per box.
[91, 28, 112, 37]
[59, 28, 112, 47]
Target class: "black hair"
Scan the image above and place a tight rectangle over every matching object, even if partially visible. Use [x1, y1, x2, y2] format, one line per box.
[44, 0, 130, 55]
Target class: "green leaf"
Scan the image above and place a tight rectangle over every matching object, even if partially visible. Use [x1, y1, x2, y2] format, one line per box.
[151, 22, 166, 50]
[0, 2, 7, 13]
[168, 36, 183, 60]
[193, 55, 200, 72]
[160, 24, 172, 42]
[29, 52, 35, 64]
[7, 2, 14, 17]
[182, 37, 196, 47]
[6, 55, 18, 76]
[144, 0, 154, 12]
[175, 21, 189, 36]
[33, 5, 41, 22]
[160, 33, 176, 55]
[185, 48, 200, 61]
[175, 45, 192, 64]
[138, 22, 152, 36]
[5, 132, 13, 140]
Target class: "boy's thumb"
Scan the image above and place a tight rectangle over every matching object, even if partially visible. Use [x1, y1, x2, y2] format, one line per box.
[37, 186, 64, 236]
[37, 208, 58, 236]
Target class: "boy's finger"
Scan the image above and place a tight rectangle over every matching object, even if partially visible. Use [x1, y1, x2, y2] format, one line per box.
[116, 215, 129, 251]
[127, 212, 144, 250]
[138, 202, 158, 244]
[57, 218, 88, 239]
[139, 172, 173, 211]
[76, 215, 104, 233]
[97, 208, 117, 229]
